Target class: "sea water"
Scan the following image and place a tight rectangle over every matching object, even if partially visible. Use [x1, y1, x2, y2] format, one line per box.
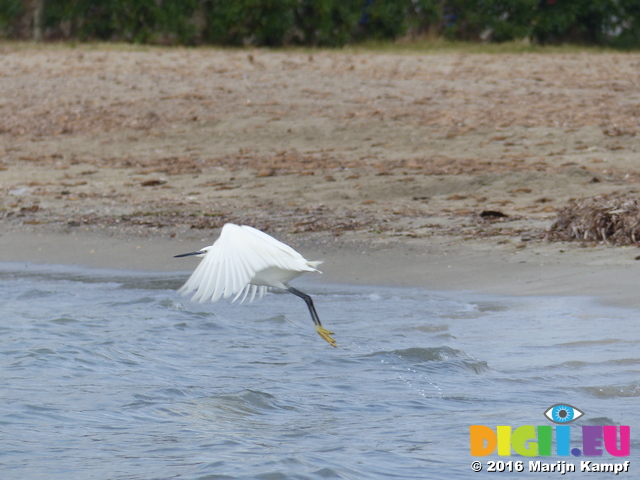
[0, 262, 638, 479]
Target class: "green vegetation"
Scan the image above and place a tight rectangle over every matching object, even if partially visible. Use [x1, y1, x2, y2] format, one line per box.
[345, 38, 617, 55]
[2, 0, 640, 49]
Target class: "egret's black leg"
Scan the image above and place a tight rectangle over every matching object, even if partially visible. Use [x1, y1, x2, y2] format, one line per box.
[287, 287, 336, 347]
[287, 287, 322, 326]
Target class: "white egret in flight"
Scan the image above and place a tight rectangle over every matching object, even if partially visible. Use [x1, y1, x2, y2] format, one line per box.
[175, 223, 336, 347]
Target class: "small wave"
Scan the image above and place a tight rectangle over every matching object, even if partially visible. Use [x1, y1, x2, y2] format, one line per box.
[549, 358, 640, 370]
[584, 416, 617, 426]
[581, 383, 640, 399]
[109, 297, 157, 307]
[367, 346, 489, 374]
[51, 317, 79, 325]
[17, 288, 58, 300]
[392, 346, 463, 362]
[413, 324, 449, 333]
[201, 389, 294, 417]
[159, 298, 184, 310]
[558, 338, 624, 347]
[257, 314, 289, 324]
[605, 358, 640, 366]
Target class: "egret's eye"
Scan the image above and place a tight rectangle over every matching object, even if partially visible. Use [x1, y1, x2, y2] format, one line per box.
[544, 404, 584, 424]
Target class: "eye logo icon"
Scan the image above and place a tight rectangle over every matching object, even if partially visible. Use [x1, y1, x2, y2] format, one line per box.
[544, 404, 584, 424]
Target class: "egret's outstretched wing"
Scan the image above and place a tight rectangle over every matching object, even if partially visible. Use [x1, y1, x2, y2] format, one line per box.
[178, 224, 321, 304]
[238, 224, 322, 272]
[179, 236, 260, 303]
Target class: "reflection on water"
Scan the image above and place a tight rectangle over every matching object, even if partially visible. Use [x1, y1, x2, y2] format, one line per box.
[1, 262, 638, 479]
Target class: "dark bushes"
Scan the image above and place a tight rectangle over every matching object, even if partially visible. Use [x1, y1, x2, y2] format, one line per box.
[3, 0, 640, 48]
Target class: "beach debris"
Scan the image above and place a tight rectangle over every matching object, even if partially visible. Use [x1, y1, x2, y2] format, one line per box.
[547, 194, 640, 245]
[480, 210, 508, 219]
[256, 168, 275, 177]
[140, 179, 167, 187]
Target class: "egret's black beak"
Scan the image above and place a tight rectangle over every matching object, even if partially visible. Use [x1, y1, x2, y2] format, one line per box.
[174, 251, 204, 258]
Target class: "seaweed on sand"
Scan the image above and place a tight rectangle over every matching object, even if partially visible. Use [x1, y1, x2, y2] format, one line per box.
[547, 194, 640, 245]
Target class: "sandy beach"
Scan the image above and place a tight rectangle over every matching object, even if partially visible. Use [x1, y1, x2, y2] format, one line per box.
[2, 44, 640, 306]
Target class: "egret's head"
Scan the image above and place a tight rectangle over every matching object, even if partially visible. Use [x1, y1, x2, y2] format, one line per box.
[174, 246, 211, 259]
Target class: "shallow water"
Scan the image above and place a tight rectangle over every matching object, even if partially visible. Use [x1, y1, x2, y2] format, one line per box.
[0, 262, 638, 479]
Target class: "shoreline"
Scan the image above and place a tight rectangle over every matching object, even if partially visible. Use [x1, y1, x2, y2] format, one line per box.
[2, 47, 640, 309]
[3, 229, 639, 309]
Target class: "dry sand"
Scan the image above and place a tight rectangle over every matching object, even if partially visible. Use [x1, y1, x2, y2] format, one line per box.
[2, 44, 640, 306]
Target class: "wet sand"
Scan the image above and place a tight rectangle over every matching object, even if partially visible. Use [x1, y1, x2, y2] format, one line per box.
[2, 44, 640, 307]
[3, 229, 639, 309]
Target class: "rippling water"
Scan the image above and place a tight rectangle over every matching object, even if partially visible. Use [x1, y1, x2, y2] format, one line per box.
[1, 262, 638, 479]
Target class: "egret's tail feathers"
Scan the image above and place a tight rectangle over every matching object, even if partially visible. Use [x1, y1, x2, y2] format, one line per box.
[307, 260, 323, 272]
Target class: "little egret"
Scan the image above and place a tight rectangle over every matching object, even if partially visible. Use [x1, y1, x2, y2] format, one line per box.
[175, 223, 336, 347]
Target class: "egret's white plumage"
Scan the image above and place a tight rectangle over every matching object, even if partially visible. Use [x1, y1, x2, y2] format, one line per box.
[175, 223, 336, 346]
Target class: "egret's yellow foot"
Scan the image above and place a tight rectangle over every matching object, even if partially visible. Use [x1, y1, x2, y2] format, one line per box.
[315, 325, 337, 347]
